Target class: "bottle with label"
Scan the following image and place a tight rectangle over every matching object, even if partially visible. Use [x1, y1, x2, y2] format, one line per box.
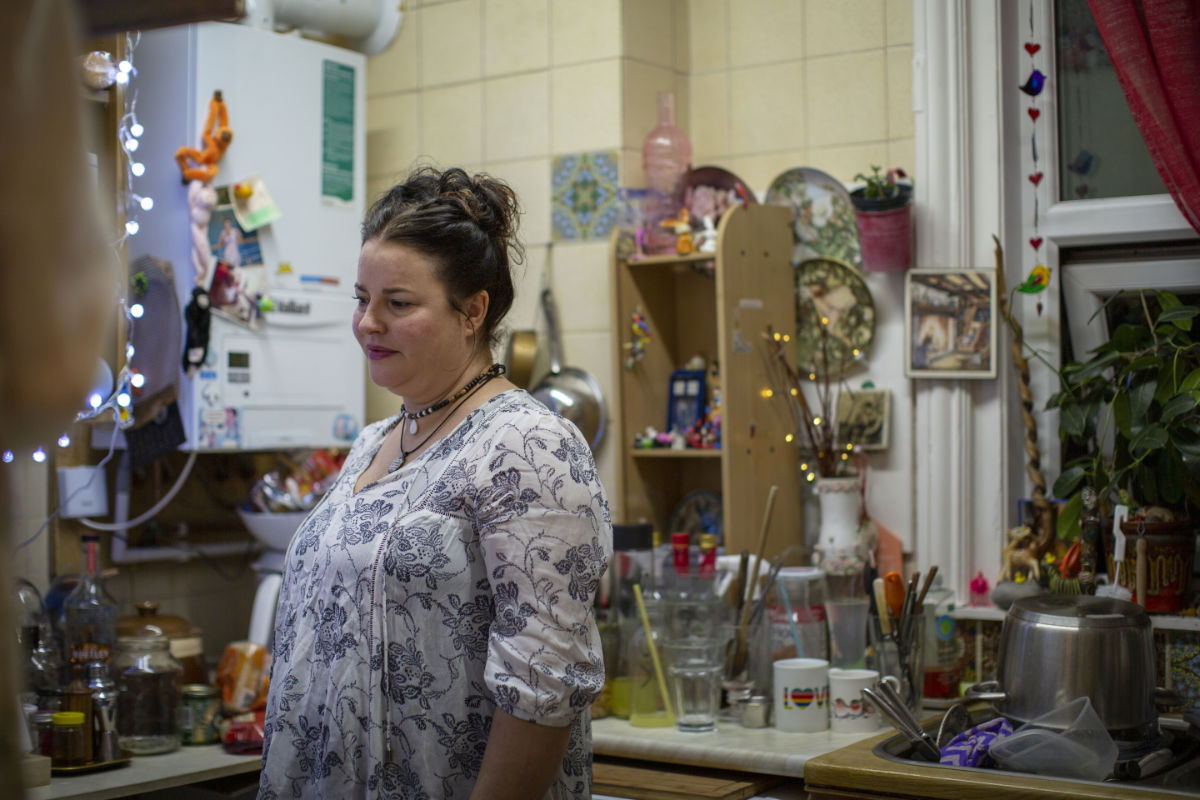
[63, 534, 117, 669]
[641, 91, 692, 255]
[920, 577, 963, 701]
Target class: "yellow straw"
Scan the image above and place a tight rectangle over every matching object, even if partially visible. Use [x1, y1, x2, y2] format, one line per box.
[632, 583, 675, 722]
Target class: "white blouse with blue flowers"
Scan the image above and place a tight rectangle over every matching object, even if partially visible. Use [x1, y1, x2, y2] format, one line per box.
[258, 391, 612, 799]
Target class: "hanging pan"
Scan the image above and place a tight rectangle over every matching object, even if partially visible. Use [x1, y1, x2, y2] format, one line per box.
[530, 288, 606, 451]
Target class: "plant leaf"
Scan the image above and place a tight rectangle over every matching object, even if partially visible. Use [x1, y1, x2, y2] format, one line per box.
[1071, 351, 1120, 382]
[1109, 324, 1150, 353]
[1137, 463, 1158, 505]
[1112, 392, 1131, 439]
[1156, 449, 1183, 505]
[1161, 392, 1198, 423]
[1181, 367, 1200, 393]
[1056, 492, 1082, 541]
[1052, 464, 1087, 498]
[1061, 403, 1089, 439]
[1128, 423, 1168, 456]
[1126, 378, 1157, 425]
[1156, 305, 1198, 331]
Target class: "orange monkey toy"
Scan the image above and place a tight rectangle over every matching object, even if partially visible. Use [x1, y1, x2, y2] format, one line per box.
[175, 90, 233, 184]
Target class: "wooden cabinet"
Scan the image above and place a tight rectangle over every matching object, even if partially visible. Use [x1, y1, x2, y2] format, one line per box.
[608, 203, 803, 560]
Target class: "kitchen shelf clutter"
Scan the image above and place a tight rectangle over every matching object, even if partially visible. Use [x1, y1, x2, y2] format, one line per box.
[609, 203, 803, 560]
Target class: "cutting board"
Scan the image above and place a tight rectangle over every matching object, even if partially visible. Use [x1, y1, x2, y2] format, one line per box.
[594, 758, 784, 800]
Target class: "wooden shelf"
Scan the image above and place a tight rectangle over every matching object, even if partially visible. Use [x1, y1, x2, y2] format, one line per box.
[630, 448, 723, 459]
[609, 204, 803, 558]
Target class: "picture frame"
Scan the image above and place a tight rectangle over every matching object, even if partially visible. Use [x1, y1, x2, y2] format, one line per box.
[904, 268, 997, 379]
[835, 387, 890, 451]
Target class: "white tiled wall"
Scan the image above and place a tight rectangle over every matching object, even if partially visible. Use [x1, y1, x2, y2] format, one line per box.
[363, 0, 915, 520]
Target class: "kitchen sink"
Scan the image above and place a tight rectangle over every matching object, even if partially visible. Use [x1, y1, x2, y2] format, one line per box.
[871, 710, 1200, 797]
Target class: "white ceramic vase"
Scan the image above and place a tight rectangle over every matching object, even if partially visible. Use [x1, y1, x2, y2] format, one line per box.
[816, 475, 864, 565]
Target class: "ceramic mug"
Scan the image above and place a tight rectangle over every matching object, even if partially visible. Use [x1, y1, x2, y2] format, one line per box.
[828, 667, 884, 733]
[773, 657, 830, 732]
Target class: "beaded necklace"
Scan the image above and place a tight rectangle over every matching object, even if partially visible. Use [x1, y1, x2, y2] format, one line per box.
[388, 363, 505, 472]
[400, 363, 503, 435]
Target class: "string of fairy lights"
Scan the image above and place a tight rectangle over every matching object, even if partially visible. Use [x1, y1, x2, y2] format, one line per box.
[2, 33, 152, 466]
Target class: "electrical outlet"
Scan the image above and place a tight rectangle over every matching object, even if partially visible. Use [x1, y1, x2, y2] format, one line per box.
[57, 466, 108, 519]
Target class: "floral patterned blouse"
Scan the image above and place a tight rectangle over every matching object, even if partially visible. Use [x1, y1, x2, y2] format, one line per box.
[258, 391, 612, 799]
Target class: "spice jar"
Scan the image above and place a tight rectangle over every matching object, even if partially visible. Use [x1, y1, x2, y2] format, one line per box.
[180, 684, 221, 744]
[114, 630, 182, 754]
[32, 710, 55, 758]
[51, 711, 87, 767]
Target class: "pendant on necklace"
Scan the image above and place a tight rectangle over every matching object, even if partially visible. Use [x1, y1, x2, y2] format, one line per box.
[409, 418, 418, 435]
[389, 453, 405, 472]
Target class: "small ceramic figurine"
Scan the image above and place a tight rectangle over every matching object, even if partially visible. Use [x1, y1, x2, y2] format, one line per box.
[658, 208, 694, 254]
[969, 570, 990, 607]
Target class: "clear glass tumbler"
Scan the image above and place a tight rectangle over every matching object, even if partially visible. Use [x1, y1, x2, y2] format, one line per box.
[665, 637, 725, 732]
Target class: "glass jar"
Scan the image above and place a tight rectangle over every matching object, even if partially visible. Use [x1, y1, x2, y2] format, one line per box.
[624, 591, 673, 728]
[51, 711, 87, 767]
[179, 684, 221, 745]
[32, 710, 55, 758]
[114, 631, 182, 754]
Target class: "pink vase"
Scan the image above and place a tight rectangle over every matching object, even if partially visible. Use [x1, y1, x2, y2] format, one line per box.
[641, 92, 692, 255]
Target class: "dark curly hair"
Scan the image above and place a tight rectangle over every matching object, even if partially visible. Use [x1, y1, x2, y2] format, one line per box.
[361, 166, 523, 349]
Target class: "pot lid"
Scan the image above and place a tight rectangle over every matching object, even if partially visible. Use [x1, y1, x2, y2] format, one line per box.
[116, 600, 196, 639]
[1008, 594, 1149, 629]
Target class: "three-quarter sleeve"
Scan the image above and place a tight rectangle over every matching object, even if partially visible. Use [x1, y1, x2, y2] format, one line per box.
[472, 411, 612, 726]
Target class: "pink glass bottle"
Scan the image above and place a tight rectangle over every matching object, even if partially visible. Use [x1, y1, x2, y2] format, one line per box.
[641, 91, 692, 255]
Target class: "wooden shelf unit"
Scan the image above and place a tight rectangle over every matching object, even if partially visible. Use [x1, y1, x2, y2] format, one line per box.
[609, 203, 803, 560]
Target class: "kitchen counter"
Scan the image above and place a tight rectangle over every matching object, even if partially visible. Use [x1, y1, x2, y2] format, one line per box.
[591, 715, 881, 779]
[27, 746, 261, 800]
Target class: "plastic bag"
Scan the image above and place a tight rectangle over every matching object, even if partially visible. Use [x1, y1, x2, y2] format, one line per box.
[988, 696, 1118, 781]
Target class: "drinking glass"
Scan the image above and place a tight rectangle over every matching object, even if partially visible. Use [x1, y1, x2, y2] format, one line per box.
[665, 637, 725, 732]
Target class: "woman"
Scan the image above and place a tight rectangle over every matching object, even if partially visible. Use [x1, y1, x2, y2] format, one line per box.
[259, 167, 612, 800]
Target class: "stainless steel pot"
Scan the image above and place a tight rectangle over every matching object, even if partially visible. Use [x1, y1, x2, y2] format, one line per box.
[966, 594, 1163, 740]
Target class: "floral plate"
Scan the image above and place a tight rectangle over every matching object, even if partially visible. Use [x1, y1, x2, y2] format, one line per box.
[683, 166, 756, 227]
[764, 167, 861, 269]
[794, 256, 875, 377]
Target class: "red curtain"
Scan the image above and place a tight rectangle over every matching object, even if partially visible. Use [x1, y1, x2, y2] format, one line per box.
[1087, 0, 1200, 234]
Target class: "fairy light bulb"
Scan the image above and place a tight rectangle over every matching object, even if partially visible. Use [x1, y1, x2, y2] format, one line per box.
[809, 372, 816, 380]
[841, 452, 849, 461]
[130, 373, 145, 389]
[131, 162, 145, 177]
[806, 472, 816, 482]
[130, 122, 144, 137]
[32, 448, 46, 463]
[773, 331, 782, 342]
[852, 348, 861, 357]
[57, 434, 71, 448]
[124, 138, 139, 152]
[130, 303, 144, 318]
[117, 392, 132, 408]
[790, 388, 798, 396]
[118, 59, 133, 74]
[761, 388, 773, 399]
[821, 316, 829, 326]
[2, 451, 13, 463]
[125, 220, 139, 236]
[813, 416, 822, 426]
[88, 392, 103, 409]
[785, 433, 794, 443]
[800, 462, 809, 471]
[139, 196, 154, 211]
[114, 71, 129, 85]
[782, 334, 791, 342]
[845, 443, 854, 451]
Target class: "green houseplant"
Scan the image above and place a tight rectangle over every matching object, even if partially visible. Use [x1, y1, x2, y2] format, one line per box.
[849, 165, 912, 273]
[1047, 290, 1200, 608]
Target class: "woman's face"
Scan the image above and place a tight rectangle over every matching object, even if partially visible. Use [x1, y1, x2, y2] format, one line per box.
[353, 239, 482, 399]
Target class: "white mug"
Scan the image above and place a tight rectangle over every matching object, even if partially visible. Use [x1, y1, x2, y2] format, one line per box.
[828, 667, 883, 733]
[773, 657, 830, 732]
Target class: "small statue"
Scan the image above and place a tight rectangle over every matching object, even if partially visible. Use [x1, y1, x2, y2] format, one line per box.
[658, 208, 694, 254]
[969, 570, 990, 607]
[175, 90, 233, 184]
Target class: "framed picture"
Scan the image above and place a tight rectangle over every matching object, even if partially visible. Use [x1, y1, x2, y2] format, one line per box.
[904, 269, 997, 379]
[835, 388, 890, 451]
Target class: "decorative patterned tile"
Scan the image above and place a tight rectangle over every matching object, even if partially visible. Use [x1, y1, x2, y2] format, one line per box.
[551, 151, 620, 241]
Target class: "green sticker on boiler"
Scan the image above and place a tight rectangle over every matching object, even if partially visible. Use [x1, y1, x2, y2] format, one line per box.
[321, 59, 355, 203]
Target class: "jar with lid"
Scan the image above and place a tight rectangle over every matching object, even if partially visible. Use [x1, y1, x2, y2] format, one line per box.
[179, 683, 221, 744]
[117, 601, 207, 685]
[114, 631, 182, 754]
[50, 711, 88, 767]
[32, 710, 55, 757]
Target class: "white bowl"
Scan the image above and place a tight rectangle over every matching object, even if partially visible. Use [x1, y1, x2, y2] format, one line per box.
[238, 509, 309, 553]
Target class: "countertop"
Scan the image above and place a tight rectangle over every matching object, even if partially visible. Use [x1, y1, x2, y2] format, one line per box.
[591, 715, 881, 779]
[27, 745, 261, 800]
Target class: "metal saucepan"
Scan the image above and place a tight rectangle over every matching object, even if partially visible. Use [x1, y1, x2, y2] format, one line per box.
[966, 594, 1171, 740]
[530, 288, 606, 451]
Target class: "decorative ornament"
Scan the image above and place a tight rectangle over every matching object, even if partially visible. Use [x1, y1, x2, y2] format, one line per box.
[79, 50, 118, 90]
[1020, 3, 1047, 317]
[1019, 69, 1046, 96]
[1017, 264, 1050, 294]
[175, 90, 233, 184]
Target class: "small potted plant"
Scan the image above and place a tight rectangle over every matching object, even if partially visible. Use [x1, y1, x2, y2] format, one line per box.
[849, 165, 913, 273]
[1047, 289, 1200, 610]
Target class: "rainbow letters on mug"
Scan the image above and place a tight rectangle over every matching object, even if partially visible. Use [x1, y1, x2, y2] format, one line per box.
[780, 685, 828, 710]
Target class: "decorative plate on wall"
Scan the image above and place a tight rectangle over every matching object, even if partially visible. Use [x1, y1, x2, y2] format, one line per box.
[683, 165, 756, 227]
[794, 256, 875, 377]
[764, 166, 862, 269]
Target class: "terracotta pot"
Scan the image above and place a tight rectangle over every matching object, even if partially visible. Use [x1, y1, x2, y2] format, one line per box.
[1102, 519, 1197, 612]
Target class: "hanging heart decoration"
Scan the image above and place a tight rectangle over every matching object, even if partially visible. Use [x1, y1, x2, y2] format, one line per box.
[1024, 43, 1041, 56]
[1028, 107, 1040, 121]
[1029, 236, 1043, 250]
[1028, 172, 1044, 186]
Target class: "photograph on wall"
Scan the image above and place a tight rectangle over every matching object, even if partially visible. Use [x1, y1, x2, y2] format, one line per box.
[904, 269, 997, 379]
[835, 387, 891, 451]
[206, 190, 265, 328]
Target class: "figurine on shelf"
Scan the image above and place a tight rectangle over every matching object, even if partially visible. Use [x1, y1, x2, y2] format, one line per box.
[658, 208, 694, 254]
[623, 307, 652, 370]
[694, 214, 718, 253]
[969, 570, 990, 607]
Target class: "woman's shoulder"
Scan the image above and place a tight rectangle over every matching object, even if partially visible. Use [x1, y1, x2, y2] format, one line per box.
[484, 390, 586, 440]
